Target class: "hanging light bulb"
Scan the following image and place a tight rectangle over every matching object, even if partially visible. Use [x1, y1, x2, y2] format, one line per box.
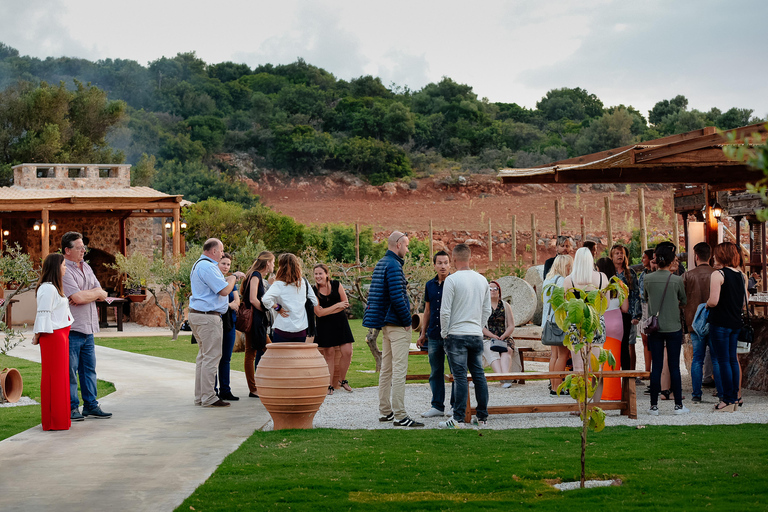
[33, 220, 42, 231]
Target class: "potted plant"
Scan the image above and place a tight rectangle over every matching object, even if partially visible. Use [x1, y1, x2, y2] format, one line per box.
[107, 253, 152, 302]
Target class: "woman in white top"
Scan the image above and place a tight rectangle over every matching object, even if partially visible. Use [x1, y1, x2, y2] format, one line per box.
[542, 254, 573, 395]
[32, 253, 74, 431]
[562, 247, 609, 403]
[261, 253, 318, 343]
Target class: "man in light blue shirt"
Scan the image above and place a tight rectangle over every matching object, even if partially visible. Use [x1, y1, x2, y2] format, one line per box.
[190, 238, 244, 407]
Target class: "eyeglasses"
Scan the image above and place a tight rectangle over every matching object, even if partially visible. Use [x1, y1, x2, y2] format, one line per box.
[489, 287, 499, 291]
[72, 245, 88, 253]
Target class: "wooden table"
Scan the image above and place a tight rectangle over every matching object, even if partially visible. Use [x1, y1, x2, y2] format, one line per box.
[96, 298, 128, 331]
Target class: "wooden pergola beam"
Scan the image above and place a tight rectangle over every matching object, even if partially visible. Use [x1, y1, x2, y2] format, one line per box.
[0, 201, 182, 212]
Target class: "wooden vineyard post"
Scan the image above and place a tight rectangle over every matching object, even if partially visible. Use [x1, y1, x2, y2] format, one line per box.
[355, 222, 360, 265]
[638, 187, 648, 251]
[429, 219, 433, 262]
[672, 189, 680, 249]
[581, 215, 586, 246]
[605, 196, 613, 249]
[531, 214, 537, 265]
[511, 215, 517, 265]
[555, 199, 561, 237]
[488, 218, 493, 262]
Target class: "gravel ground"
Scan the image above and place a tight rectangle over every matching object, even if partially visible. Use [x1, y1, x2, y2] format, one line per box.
[308, 357, 768, 430]
[0, 396, 38, 408]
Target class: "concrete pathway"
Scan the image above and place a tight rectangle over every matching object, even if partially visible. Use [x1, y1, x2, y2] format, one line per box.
[0, 335, 271, 512]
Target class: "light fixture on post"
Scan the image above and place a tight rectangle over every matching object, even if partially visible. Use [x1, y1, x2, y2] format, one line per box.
[164, 220, 172, 230]
[33, 219, 42, 231]
[49, 220, 57, 231]
[2, 230, 9, 237]
[180, 220, 187, 229]
[712, 202, 723, 220]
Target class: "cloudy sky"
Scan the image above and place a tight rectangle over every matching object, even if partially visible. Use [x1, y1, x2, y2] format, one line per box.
[1, 0, 767, 118]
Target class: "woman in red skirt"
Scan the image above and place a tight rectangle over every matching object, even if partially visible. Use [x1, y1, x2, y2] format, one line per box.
[32, 253, 74, 431]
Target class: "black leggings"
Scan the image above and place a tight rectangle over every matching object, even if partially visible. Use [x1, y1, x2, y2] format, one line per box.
[620, 312, 632, 370]
[648, 330, 683, 406]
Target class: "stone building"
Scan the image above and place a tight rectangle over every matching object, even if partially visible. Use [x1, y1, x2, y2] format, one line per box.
[0, 163, 185, 325]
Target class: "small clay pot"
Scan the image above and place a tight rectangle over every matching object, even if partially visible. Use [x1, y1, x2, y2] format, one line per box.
[254, 342, 329, 430]
[127, 294, 147, 303]
[0, 367, 23, 403]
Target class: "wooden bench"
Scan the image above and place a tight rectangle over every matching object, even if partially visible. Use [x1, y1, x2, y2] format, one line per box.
[405, 348, 541, 382]
[448, 370, 650, 421]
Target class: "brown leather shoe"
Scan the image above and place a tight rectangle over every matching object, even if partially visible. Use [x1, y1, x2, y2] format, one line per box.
[203, 399, 230, 407]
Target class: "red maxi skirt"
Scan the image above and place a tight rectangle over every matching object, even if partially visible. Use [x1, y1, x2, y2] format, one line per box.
[39, 326, 71, 431]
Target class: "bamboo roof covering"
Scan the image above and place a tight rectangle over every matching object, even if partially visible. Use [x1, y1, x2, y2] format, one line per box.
[498, 123, 768, 191]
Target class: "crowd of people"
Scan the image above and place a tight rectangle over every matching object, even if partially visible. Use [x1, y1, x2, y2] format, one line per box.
[31, 230, 751, 430]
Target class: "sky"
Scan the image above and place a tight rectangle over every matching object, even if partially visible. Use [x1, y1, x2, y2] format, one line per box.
[1, 0, 767, 119]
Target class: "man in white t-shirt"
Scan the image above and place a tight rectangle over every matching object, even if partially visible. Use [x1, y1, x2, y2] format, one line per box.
[438, 244, 491, 428]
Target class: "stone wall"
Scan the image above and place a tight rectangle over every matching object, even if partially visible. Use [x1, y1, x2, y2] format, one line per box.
[12, 164, 130, 189]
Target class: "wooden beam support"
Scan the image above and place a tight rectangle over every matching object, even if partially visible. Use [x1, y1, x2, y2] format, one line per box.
[173, 207, 180, 257]
[633, 123, 767, 163]
[0, 202, 183, 212]
[41, 209, 49, 260]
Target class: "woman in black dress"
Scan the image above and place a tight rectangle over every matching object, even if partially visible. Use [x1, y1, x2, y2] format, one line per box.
[312, 263, 355, 395]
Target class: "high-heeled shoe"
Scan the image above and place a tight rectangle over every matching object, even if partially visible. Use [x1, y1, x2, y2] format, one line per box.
[713, 402, 735, 412]
[736, 397, 744, 408]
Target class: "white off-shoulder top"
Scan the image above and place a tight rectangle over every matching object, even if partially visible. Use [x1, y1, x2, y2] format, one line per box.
[33, 282, 74, 334]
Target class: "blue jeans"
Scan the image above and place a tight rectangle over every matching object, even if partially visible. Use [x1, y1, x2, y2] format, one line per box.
[648, 330, 683, 406]
[428, 337, 454, 412]
[709, 325, 740, 404]
[690, 331, 708, 399]
[69, 331, 99, 410]
[445, 334, 488, 422]
[216, 324, 236, 395]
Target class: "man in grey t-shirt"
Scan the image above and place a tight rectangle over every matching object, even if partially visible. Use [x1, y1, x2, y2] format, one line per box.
[438, 244, 491, 429]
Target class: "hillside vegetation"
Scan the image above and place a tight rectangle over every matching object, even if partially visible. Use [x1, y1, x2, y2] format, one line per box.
[0, 42, 761, 207]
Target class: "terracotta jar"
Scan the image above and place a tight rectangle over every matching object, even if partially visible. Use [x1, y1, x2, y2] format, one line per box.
[254, 342, 329, 430]
[0, 367, 23, 403]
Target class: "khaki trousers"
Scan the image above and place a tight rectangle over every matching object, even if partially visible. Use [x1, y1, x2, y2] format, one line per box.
[191, 313, 223, 406]
[378, 325, 411, 420]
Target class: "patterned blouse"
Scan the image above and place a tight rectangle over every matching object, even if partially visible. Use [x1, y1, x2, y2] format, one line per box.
[487, 300, 515, 350]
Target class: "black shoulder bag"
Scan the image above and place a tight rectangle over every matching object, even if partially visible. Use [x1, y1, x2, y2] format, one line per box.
[304, 278, 317, 337]
[643, 273, 672, 336]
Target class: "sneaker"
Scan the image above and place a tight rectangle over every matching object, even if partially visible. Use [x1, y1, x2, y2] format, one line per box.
[648, 405, 659, 416]
[71, 408, 85, 421]
[446, 408, 454, 417]
[691, 396, 702, 403]
[379, 412, 394, 422]
[393, 416, 424, 427]
[501, 382, 512, 389]
[674, 405, 690, 415]
[421, 408, 444, 418]
[438, 418, 469, 429]
[472, 418, 488, 428]
[635, 377, 644, 385]
[203, 399, 230, 408]
[82, 406, 112, 418]
[550, 390, 559, 397]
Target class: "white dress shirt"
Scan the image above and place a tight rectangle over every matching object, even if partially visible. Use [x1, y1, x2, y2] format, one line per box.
[34, 282, 74, 333]
[261, 279, 319, 333]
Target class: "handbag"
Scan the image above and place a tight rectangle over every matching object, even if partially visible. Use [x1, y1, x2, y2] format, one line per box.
[489, 338, 508, 352]
[643, 273, 672, 336]
[542, 319, 565, 346]
[738, 275, 753, 354]
[304, 278, 316, 337]
[235, 274, 254, 333]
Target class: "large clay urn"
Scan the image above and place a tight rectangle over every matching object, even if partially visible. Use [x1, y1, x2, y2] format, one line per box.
[0, 368, 23, 403]
[254, 342, 329, 430]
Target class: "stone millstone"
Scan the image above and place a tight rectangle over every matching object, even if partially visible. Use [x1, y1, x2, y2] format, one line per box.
[524, 265, 544, 326]
[495, 276, 537, 326]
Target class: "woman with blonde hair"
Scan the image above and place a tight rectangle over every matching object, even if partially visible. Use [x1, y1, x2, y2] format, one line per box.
[542, 254, 573, 395]
[313, 263, 355, 395]
[562, 247, 609, 402]
[261, 253, 318, 343]
[242, 251, 274, 398]
[33, 253, 74, 430]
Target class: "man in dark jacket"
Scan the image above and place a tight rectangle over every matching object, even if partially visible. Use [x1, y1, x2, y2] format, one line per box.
[363, 231, 424, 427]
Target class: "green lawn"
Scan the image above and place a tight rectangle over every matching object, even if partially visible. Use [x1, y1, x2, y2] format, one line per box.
[94, 320, 431, 388]
[0, 354, 116, 441]
[176, 425, 768, 511]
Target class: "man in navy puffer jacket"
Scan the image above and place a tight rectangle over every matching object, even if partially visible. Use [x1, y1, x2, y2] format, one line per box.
[363, 231, 424, 427]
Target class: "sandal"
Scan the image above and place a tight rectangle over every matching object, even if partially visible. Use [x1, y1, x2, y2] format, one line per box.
[339, 380, 353, 393]
[327, 386, 334, 396]
[659, 390, 672, 400]
[713, 401, 733, 412]
[736, 397, 744, 407]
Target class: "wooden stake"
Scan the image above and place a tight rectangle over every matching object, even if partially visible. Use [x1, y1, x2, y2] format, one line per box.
[581, 215, 586, 245]
[355, 222, 360, 265]
[604, 196, 613, 249]
[671, 189, 679, 249]
[488, 218, 493, 262]
[638, 187, 647, 252]
[429, 219, 433, 262]
[531, 213, 537, 265]
[555, 199, 561, 237]
[511, 215, 517, 265]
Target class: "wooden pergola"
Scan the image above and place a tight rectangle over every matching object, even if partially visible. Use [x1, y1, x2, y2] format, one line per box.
[498, 122, 768, 285]
[0, 163, 185, 260]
